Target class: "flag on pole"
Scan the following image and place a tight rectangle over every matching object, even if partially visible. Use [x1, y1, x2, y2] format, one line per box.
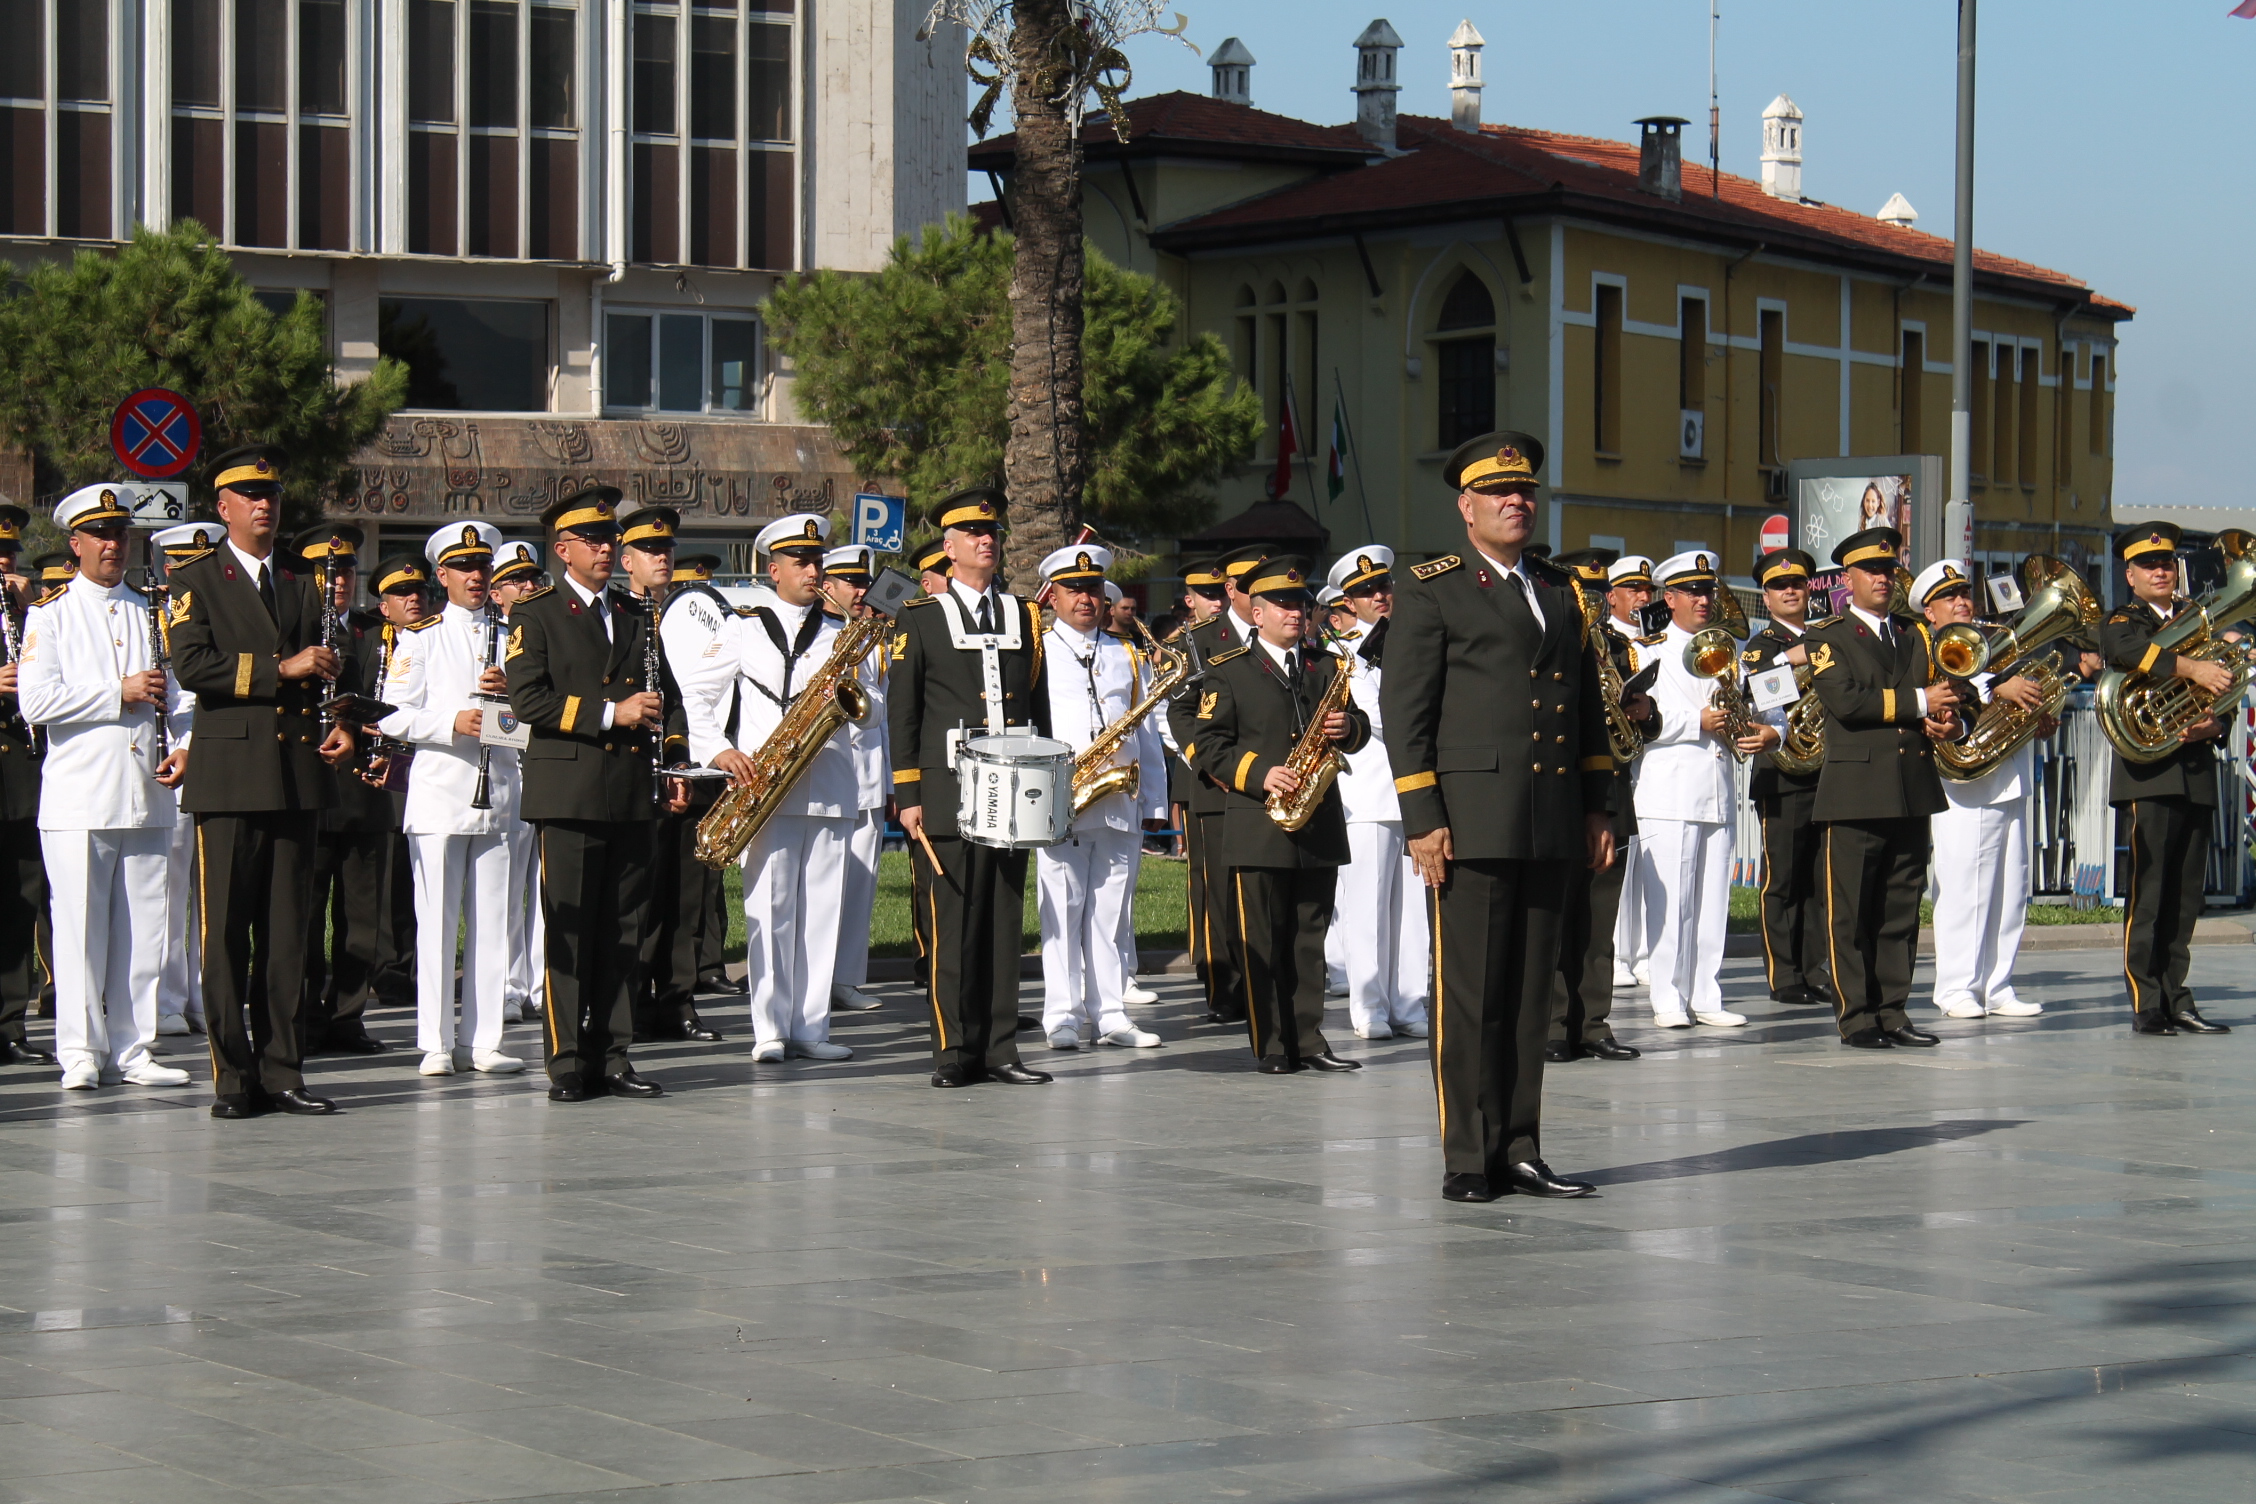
[1272, 392, 1300, 501]
[2234, 1, 2256, 17]
[1326, 397, 1349, 502]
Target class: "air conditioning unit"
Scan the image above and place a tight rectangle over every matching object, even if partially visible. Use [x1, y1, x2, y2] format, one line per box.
[1679, 409, 1705, 460]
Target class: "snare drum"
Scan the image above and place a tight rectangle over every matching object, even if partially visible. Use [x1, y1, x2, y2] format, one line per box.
[955, 733, 1073, 849]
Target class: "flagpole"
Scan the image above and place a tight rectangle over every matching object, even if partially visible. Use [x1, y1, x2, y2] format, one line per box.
[1333, 366, 1377, 539]
[1283, 372, 1316, 512]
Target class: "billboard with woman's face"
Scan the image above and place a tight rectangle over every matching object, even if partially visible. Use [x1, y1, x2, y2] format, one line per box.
[1795, 473, 1912, 620]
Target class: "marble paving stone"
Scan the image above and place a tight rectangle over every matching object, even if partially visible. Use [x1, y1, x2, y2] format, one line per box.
[0, 950, 2252, 1501]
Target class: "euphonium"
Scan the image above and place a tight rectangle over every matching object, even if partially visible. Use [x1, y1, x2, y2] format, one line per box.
[1934, 556, 2100, 781]
[1266, 648, 1356, 831]
[1572, 576, 1644, 762]
[1069, 617, 1190, 815]
[2096, 529, 2256, 762]
[1683, 625, 1759, 762]
[1770, 663, 1827, 775]
[1926, 621, 1990, 683]
[694, 611, 888, 869]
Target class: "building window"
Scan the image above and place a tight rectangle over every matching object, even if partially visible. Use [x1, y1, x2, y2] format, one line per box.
[1969, 338, 1990, 482]
[379, 297, 553, 411]
[631, 2, 796, 272]
[1589, 282, 1622, 456]
[1758, 308, 1784, 469]
[0, 0, 113, 238]
[2055, 342, 2077, 481]
[1899, 329, 1924, 455]
[603, 308, 762, 414]
[1435, 271, 1495, 452]
[2089, 352, 2109, 457]
[2017, 346, 2039, 489]
[408, 0, 581, 259]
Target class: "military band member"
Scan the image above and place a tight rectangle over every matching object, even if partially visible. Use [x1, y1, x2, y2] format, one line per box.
[1635, 551, 1768, 1028]
[168, 444, 357, 1117]
[915, 541, 953, 600]
[1321, 545, 1430, 1041]
[888, 487, 1054, 1088]
[0, 502, 55, 1068]
[658, 550, 739, 1008]
[1741, 548, 1830, 1006]
[505, 487, 690, 1101]
[32, 553, 76, 588]
[1034, 545, 1166, 1051]
[2103, 523, 2232, 1036]
[376, 522, 526, 1076]
[490, 539, 547, 1024]
[151, 522, 215, 1038]
[1160, 557, 1226, 1000]
[1603, 554, 1658, 990]
[17, 485, 193, 1089]
[1188, 556, 1368, 1072]
[1805, 526, 1961, 1050]
[1381, 431, 1610, 1202]
[903, 539, 954, 983]
[689, 514, 858, 1063]
[821, 544, 888, 1012]
[1547, 548, 1652, 1062]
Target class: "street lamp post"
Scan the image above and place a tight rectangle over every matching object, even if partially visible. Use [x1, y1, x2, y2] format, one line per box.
[1945, 0, 1978, 567]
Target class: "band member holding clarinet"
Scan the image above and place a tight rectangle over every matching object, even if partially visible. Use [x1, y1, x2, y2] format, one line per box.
[490, 540, 547, 1026]
[505, 488, 688, 1102]
[374, 522, 526, 1077]
[151, 522, 217, 1039]
[0, 502, 55, 1070]
[16, 484, 193, 1090]
[821, 543, 889, 1013]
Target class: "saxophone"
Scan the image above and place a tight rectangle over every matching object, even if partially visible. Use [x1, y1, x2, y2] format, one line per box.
[1069, 618, 1189, 815]
[1266, 648, 1356, 832]
[1934, 556, 2099, 781]
[2095, 529, 2256, 764]
[1572, 576, 1644, 763]
[693, 610, 887, 869]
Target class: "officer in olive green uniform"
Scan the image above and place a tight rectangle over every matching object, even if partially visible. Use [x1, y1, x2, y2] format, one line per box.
[1804, 527, 1961, 1050]
[887, 488, 1054, 1089]
[0, 502, 56, 1067]
[169, 445, 358, 1116]
[506, 487, 689, 1101]
[1186, 555, 1369, 1072]
[1741, 547, 1831, 1007]
[1381, 431, 1613, 1204]
[2101, 522, 2232, 1036]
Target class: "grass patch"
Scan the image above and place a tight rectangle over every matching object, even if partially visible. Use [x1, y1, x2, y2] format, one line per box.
[1725, 884, 2123, 932]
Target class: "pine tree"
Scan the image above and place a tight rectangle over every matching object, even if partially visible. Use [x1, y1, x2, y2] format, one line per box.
[0, 222, 407, 530]
[767, 215, 1258, 582]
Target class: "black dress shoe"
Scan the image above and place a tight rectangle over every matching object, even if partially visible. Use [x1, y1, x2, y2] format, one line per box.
[1544, 1041, 1582, 1063]
[1302, 1050, 1362, 1072]
[1441, 1173, 1499, 1203]
[1, 1039, 57, 1066]
[680, 1017, 724, 1042]
[1842, 1028, 1894, 1049]
[1204, 1010, 1247, 1026]
[2174, 1010, 2232, 1035]
[325, 1031, 389, 1055]
[1016, 1014, 1045, 1034]
[604, 1069, 665, 1098]
[1773, 985, 1829, 1006]
[1501, 1160, 1597, 1198]
[1882, 1026, 1940, 1048]
[270, 1088, 338, 1114]
[987, 1062, 1053, 1085]
[2133, 1015, 2179, 1036]
[548, 1076, 592, 1102]
[209, 1095, 261, 1119]
[930, 1066, 979, 1088]
[1586, 1038, 1641, 1061]
[1256, 1059, 1300, 1074]
[698, 974, 746, 995]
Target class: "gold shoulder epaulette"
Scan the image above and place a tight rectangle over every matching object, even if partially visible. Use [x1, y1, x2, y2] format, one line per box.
[1634, 630, 1667, 647]
[1411, 555, 1461, 581]
[406, 614, 445, 632]
[170, 547, 215, 569]
[33, 584, 66, 607]
[519, 585, 554, 603]
[2106, 609, 2131, 624]
[1208, 644, 1251, 665]
[902, 593, 937, 608]
[1806, 615, 1846, 632]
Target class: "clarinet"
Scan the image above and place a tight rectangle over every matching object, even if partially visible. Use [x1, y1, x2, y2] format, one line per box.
[644, 584, 665, 807]
[144, 537, 171, 770]
[470, 601, 502, 810]
[318, 554, 341, 734]
[0, 577, 25, 754]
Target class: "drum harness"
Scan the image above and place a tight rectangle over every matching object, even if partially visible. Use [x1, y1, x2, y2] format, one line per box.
[934, 585, 1021, 755]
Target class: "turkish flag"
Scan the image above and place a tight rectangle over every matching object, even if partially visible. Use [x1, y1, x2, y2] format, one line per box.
[1272, 393, 1300, 501]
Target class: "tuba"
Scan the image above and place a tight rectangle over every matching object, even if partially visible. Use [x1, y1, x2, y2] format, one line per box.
[2095, 528, 2256, 763]
[1069, 617, 1190, 815]
[1266, 648, 1356, 831]
[1934, 556, 2100, 781]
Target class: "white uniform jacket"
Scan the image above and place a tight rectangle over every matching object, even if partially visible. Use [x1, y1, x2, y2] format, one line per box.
[842, 626, 890, 814]
[18, 574, 193, 831]
[1944, 670, 2032, 809]
[1632, 620, 1736, 824]
[688, 596, 858, 818]
[660, 585, 738, 753]
[377, 602, 521, 834]
[1329, 624, 1398, 824]
[1041, 620, 1166, 835]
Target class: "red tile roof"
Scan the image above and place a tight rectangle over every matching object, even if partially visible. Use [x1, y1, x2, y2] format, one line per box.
[967, 90, 1372, 170]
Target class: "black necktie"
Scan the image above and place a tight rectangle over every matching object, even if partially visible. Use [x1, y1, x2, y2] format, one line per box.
[1285, 650, 1309, 730]
[976, 594, 995, 634]
[255, 564, 277, 622]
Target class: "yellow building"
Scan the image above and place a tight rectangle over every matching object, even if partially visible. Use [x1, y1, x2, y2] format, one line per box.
[970, 34, 2129, 590]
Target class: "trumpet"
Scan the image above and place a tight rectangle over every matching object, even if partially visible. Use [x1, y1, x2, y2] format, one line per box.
[1683, 625, 1759, 761]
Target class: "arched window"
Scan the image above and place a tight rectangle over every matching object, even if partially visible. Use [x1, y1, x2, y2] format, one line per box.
[1437, 271, 1494, 332]
[1434, 271, 1496, 448]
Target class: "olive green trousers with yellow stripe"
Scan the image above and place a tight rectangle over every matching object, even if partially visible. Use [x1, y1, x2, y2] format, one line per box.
[1430, 858, 1564, 1176]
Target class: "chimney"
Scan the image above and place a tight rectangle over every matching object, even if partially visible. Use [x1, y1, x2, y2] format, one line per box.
[1353, 19, 1403, 151]
[1877, 192, 1918, 228]
[1760, 94, 1803, 200]
[1209, 36, 1255, 107]
[1636, 116, 1686, 202]
[1448, 19, 1484, 134]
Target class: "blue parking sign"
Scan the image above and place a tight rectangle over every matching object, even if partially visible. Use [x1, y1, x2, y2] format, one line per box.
[853, 492, 906, 553]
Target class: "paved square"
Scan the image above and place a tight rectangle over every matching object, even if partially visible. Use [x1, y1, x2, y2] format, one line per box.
[1, 947, 2251, 1503]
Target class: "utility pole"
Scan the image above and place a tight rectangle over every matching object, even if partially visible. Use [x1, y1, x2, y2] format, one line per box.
[1945, 0, 1977, 566]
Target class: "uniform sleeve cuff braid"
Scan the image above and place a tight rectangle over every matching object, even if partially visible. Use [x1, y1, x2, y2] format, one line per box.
[1393, 771, 1437, 792]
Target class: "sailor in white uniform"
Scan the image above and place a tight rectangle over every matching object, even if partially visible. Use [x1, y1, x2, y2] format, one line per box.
[1103, 579, 1161, 1007]
[1604, 555, 1658, 988]
[821, 544, 888, 1011]
[489, 540, 546, 1025]
[17, 484, 194, 1089]
[377, 521, 526, 1076]
[1035, 546, 1165, 1049]
[691, 514, 858, 1062]
[149, 522, 212, 1038]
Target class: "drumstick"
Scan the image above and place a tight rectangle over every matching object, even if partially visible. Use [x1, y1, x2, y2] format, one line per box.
[912, 822, 946, 880]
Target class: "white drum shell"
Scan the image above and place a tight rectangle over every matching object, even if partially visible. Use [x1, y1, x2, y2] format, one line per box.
[955, 735, 1073, 849]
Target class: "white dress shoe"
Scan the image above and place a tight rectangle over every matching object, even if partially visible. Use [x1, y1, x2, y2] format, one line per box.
[1352, 1024, 1394, 1040]
[750, 1041, 786, 1063]
[122, 1062, 191, 1087]
[1632, 961, 1651, 987]
[1652, 1011, 1692, 1029]
[1046, 1028, 1081, 1050]
[1938, 995, 1987, 1019]
[472, 1051, 526, 1074]
[1692, 1009, 1748, 1028]
[1394, 1017, 1430, 1038]
[1098, 1027, 1163, 1048]
[503, 1000, 523, 1023]
[418, 1051, 456, 1076]
[1987, 996, 2043, 1017]
[1121, 983, 1160, 1006]
[786, 1039, 853, 1061]
[60, 1063, 100, 1090]
[830, 984, 883, 1011]
[156, 1014, 191, 1037]
[1612, 963, 1638, 988]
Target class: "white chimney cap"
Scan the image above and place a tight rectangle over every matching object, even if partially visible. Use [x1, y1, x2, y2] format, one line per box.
[1210, 36, 1255, 67]
[1877, 192, 1918, 227]
[1762, 93, 1803, 121]
[1449, 18, 1484, 48]
[1356, 18, 1404, 49]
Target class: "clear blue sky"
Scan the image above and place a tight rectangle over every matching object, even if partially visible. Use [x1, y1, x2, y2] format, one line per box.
[967, 2, 2250, 514]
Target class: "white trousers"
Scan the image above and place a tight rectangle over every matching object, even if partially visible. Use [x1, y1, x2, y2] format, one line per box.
[157, 813, 203, 1025]
[505, 821, 544, 1012]
[41, 827, 169, 1074]
[743, 812, 851, 1045]
[1336, 820, 1430, 1033]
[1638, 818, 1731, 1018]
[1930, 799, 2028, 1008]
[1614, 833, 1654, 967]
[834, 808, 883, 989]
[1038, 826, 1140, 1035]
[1324, 906, 1347, 992]
[409, 831, 512, 1055]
